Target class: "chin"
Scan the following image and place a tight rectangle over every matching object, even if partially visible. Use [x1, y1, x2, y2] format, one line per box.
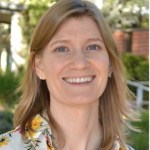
[66, 96, 99, 106]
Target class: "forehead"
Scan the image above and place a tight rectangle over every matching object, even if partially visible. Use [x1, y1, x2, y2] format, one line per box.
[51, 16, 102, 39]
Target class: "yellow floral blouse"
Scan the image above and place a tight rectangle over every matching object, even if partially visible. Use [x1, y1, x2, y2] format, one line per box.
[0, 115, 133, 150]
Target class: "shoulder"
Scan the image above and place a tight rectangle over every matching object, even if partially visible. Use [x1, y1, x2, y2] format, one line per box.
[0, 114, 54, 150]
[0, 127, 23, 150]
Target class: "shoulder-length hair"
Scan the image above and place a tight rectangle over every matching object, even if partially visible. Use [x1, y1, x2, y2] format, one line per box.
[14, 0, 135, 149]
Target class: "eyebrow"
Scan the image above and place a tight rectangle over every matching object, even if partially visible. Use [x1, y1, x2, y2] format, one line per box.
[86, 37, 103, 43]
[49, 37, 103, 46]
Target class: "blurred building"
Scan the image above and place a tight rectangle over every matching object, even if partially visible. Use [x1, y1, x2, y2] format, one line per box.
[113, 29, 149, 56]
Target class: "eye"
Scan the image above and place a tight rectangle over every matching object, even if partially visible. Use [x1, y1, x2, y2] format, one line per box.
[54, 46, 69, 53]
[86, 44, 101, 51]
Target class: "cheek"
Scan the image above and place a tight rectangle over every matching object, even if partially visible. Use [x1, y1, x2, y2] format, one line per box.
[94, 54, 110, 71]
[42, 58, 66, 80]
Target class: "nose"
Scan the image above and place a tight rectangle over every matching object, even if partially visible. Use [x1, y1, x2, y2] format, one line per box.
[69, 51, 90, 70]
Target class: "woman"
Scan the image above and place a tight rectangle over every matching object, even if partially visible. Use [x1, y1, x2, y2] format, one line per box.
[0, 0, 135, 150]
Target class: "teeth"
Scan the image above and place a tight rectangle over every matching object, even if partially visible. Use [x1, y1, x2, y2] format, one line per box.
[64, 77, 93, 83]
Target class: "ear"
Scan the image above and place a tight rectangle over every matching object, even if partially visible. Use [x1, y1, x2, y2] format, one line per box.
[108, 64, 113, 78]
[34, 55, 46, 80]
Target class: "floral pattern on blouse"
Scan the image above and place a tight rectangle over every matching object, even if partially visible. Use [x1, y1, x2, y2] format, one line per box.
[0, 115, 131, 150]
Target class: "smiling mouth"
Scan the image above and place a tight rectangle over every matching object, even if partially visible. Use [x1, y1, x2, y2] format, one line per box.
[63, 75, 96, 84]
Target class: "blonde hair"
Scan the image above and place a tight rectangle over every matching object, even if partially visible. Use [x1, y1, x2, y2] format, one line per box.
[14, 0, 135, 149]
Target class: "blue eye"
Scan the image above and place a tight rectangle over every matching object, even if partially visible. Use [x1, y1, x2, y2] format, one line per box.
[86, 44, 101, 51]
[55, 47, 69, 52]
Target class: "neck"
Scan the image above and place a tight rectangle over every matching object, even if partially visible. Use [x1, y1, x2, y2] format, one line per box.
[50, 100, 101, 150]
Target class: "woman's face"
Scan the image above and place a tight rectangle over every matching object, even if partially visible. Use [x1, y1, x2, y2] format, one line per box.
[35, 16, 110, 106]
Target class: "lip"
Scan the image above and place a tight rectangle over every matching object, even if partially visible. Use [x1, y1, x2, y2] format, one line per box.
[62, 75, 96, 84]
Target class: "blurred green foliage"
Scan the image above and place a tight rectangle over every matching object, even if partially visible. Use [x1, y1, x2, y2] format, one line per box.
[0, 110, 13, 134]
[122, 53, 149, 103]
[122, 53, 149, 81]
[129, 110, 149, 150]
[0, 70, 22, 108]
